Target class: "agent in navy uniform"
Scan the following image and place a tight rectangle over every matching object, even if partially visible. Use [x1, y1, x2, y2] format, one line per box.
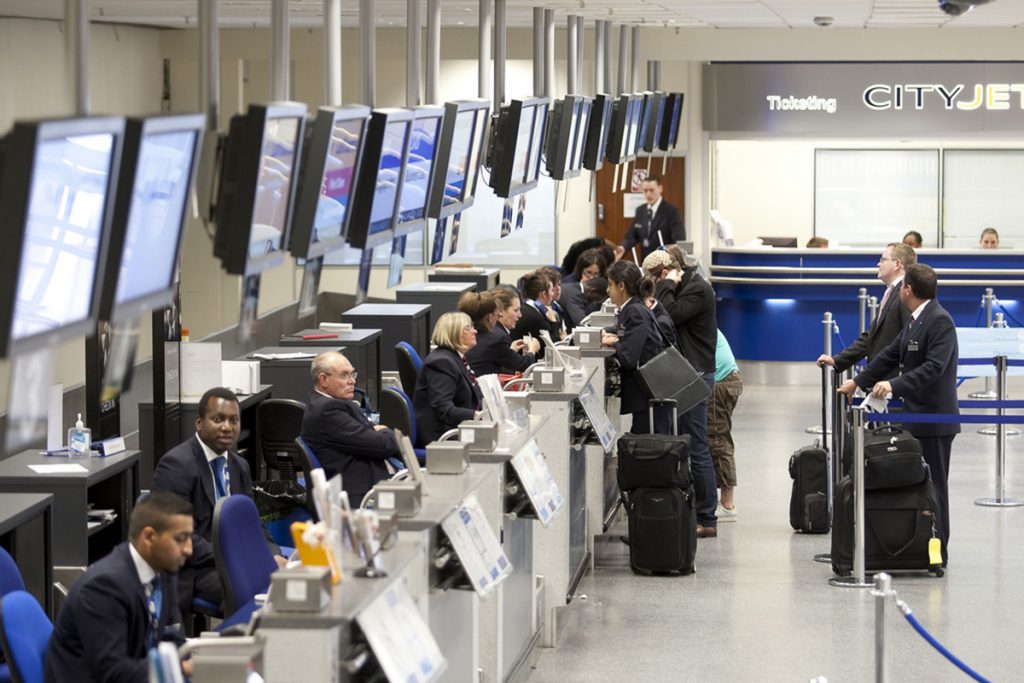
[302, 351, 402, 505]
[839, 263, 959, 564]
[46, 492, 193, 683]
[413, 312, 485, 447]
[615, 175, 685, 261]
[152, 387, 284, 615]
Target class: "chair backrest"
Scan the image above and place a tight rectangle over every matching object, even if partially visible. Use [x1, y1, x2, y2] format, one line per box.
[257, 399, 307, 480]
[379, 386, 416, 444]
[0, 591, 51, 683]
[0, 548, 25, 599]
[395, 342, 423, 397]
[212, 496, 279, 615]
[292, 437, 322, 521]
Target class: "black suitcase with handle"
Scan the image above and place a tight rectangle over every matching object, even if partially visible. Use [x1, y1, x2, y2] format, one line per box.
[789, 442, 829, 533]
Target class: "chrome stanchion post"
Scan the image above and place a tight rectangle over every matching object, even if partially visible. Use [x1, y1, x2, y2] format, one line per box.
[976, 355, 1024, 507]
[814, 370, 843, 565]
[873, 573, 893, 683]
[970, 289, 997, 400]
[867, 296, 879, 325]
[858, 288, 868, 334]
[977, 314, 1019, 436]
[807, 312, 833, 435]
[830, 405, 873, 588]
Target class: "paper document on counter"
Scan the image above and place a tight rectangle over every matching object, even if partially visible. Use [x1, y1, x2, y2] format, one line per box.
[29, 463, 89, 474]
[250, 352, 315, 360]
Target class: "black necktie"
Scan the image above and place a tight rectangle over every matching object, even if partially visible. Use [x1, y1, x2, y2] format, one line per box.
[645, 205, 653, 238]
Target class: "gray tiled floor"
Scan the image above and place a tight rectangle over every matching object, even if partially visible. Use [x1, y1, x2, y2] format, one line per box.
[529, 381, 1024, 682]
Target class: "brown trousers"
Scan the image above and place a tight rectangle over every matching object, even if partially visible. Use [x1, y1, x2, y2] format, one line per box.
[707, 370, 742, 487]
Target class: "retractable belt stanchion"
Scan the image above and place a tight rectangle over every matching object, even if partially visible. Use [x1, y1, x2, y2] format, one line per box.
[975, 355, 1024, 507]
[868, 296, 879, 325]
[830, 405, 873, 588]
[873, 573, 893, 683]
[807, 312, 833, 435]
[978, 316, 1020, 436]
[858, 288, 869, 334]
[970, 288, 997, 400]
[813, 371, 844, 564]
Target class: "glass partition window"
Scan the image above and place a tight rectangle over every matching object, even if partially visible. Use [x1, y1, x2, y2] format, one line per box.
[943, 150, 1024, 249]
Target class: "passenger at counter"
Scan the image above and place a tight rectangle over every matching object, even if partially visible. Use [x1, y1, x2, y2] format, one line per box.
[301, 352, 401, 506]
[560, 248, 607, 328]
[806, 236, 830, 248]
[46, 492, 193, 683]
[903, 230, 923, 248]
[614, 175, 685, 261]
[601, 261, 672, 435]
[463, 291, 535, 376]
[643, 248, 720, 538]
[413, 312, 485, 447]
[152, 388, 285, 616]
[513, 270, 563, 355]
[980, 227, 1000, 249]
[817, 243, 914, 377]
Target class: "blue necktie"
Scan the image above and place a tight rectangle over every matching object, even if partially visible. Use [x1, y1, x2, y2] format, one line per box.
[146, 579, 162, 649]
[211, 457, 227, 499]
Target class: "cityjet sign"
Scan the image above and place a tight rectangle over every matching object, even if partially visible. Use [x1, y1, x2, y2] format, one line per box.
[863, 83, 1024, 111]
[766, 95, 837, 114]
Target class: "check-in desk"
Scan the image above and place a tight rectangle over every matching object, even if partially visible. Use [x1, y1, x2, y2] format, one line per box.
[0, 493, 53, 615]
[395, 282, 478, 335]
[505, 368, 600, 648]
[341, 304, 431, 373]
[428, 267, 501, 292]
[280, 328, 383, 407]
[234, 345, 343, 403]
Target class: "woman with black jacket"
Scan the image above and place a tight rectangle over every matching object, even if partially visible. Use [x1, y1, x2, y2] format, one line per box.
[601, 261, 672, 434]
[466, 287, 540, 376]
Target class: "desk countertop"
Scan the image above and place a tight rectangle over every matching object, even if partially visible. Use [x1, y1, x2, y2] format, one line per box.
[0, 493, 53, 533]
[0, 449, 140, 484]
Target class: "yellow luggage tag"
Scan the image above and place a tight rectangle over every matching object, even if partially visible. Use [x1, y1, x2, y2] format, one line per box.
[928, 538, 942, 566]
[291, 521, 341, 584]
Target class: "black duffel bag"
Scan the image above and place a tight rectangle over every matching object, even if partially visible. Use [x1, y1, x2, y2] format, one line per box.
[617, 432, 692, 492]
[861, 426, 928, 490]
[252, 479, 309, 520]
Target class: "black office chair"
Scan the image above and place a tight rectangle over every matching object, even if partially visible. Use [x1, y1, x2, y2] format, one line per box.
[256, 399, 307, 481]
[394, 342, 423, 398]
[378, 387, 426, 462]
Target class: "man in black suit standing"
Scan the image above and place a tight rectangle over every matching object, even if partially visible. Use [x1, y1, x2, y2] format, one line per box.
[818, 242, 915, 375]
[152, 387, 285, 615]
[839, 264, 959, 564]
[301, 351, 402, 506]
[46, 492, 194, 682]
[615, 175, 685, 261]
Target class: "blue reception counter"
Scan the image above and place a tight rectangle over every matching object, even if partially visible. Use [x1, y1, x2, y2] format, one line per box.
[711, 247, 1024, 361]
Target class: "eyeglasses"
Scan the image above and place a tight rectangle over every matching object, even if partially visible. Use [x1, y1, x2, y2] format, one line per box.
[330, 371, 358, 381]
[878, 257, 896, 263]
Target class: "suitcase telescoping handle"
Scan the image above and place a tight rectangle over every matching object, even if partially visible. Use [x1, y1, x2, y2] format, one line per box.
[649, 398, 679, 436]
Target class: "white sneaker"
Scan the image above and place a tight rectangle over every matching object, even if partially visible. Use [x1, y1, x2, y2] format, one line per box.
[717, 504, 738, 522]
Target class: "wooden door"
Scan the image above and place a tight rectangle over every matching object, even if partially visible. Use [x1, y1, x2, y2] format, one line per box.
[595, 156, 686, 262]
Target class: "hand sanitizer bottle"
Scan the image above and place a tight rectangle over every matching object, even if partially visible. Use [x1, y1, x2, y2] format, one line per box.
[68, 414, 91, 457]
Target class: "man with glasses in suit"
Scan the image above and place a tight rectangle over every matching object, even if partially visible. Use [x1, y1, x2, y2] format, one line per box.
[615, 175, 685, 261]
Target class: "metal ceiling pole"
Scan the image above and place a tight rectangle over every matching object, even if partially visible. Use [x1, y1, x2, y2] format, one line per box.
[616, 24, 628, 95]
[199, 0, 219, 128]
[595, 20, 606, 95]
[478, 0, 492, 99]
[533, 7, 545, 96]
[494, 0, 506, 108]
[65, 0, 90, 115]
[630, 25, 640, 92]
[426, 0, 440, 104]
[647, 60, 660, 91]
[576, 15, 585, 94]
[544, 9, 555, 99]
[602, 20, 613, 94]
[360, 0, 376, 106]
[567, 14, 578, 95]
[324, 0, 342, 105]
[406, 0, 422, 106]
[270, 0, 290, 99]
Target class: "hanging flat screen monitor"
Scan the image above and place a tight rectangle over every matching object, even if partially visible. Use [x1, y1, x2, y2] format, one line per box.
[97, 113, 205, 323]
[568, 97, 592, 174]
[544, 95, 588, 181]
[582, 93, 613, 172]
[214, 102, 306, 276]
[347, 108, 413, 250]
[485, 96, 550, 199]
[659, 93, 684, 151]
[0, 116, 125, 357]
[525, 99, 550, 185]
[289, 105, 371, 260]
[625, 94, 644, 159]
[394, 106, 444, 237]
[605, 94, 636, 165]
[641, 92, 666, 154]
[426, 99, 490, 220]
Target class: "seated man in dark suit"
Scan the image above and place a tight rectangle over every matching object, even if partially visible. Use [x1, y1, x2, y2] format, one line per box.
[152, 387, 285, 615]
[46, 492, 194, 683]
[301, 351, 402, 506]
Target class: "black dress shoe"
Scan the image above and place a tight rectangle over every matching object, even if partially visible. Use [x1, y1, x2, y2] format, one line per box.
[697, 525, 718, 538]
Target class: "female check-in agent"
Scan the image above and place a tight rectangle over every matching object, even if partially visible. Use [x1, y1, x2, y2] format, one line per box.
[466, 287, 540, 376]
[413, 311, 486, 447]
[601, 260, 672, 435]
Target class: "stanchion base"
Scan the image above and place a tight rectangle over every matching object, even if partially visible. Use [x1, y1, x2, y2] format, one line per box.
[976, 426, 1021, 436]
[813, 553, 831, 564]
[829, 575, 874, 588]
[968, 391, 997, 399]
[805, 426, 831, 435]
[975, 497, 1024, 507]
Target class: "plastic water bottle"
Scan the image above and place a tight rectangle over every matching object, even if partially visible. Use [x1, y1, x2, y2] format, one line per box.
[67, 413, 92, 457]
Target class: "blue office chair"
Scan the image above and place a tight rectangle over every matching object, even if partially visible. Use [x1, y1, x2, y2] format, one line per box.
[395, 342, 423, 398]
[212, 496, 279, 616]
[0, 591, 52, 683]
[0, 548, 26, 683]
[378, 386, 426, 463]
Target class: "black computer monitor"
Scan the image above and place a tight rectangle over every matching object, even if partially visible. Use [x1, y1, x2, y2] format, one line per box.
[544, 95, 589, 181]
[0, 116, 125, 358]
[347, 108, 413, 250]
[214, 102, 307, 276]
[485, 96, 550, 199]
[641, 92, 666, 154]
[568, 97, 592, 174]
[525, 99, 550, 185]
[759, 236, 799, 248]
[582, 93, 613, 172]
[289, 105, 371, 260]
[659, 93, 684, 151]
[97, 113, 205, 324]
[625, 94, 644, 159]
[426, 99, 491, 220]
[394, 106, 444, 237]
[605, 94, 638, 165]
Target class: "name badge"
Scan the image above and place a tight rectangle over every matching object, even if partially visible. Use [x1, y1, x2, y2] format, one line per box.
[907, 341, 920, 352]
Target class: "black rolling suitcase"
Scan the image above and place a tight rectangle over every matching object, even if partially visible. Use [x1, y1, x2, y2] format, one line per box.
[789, 442, 829, 533]
[618, 399, 697, 575]
[830, 475, 944, 577]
